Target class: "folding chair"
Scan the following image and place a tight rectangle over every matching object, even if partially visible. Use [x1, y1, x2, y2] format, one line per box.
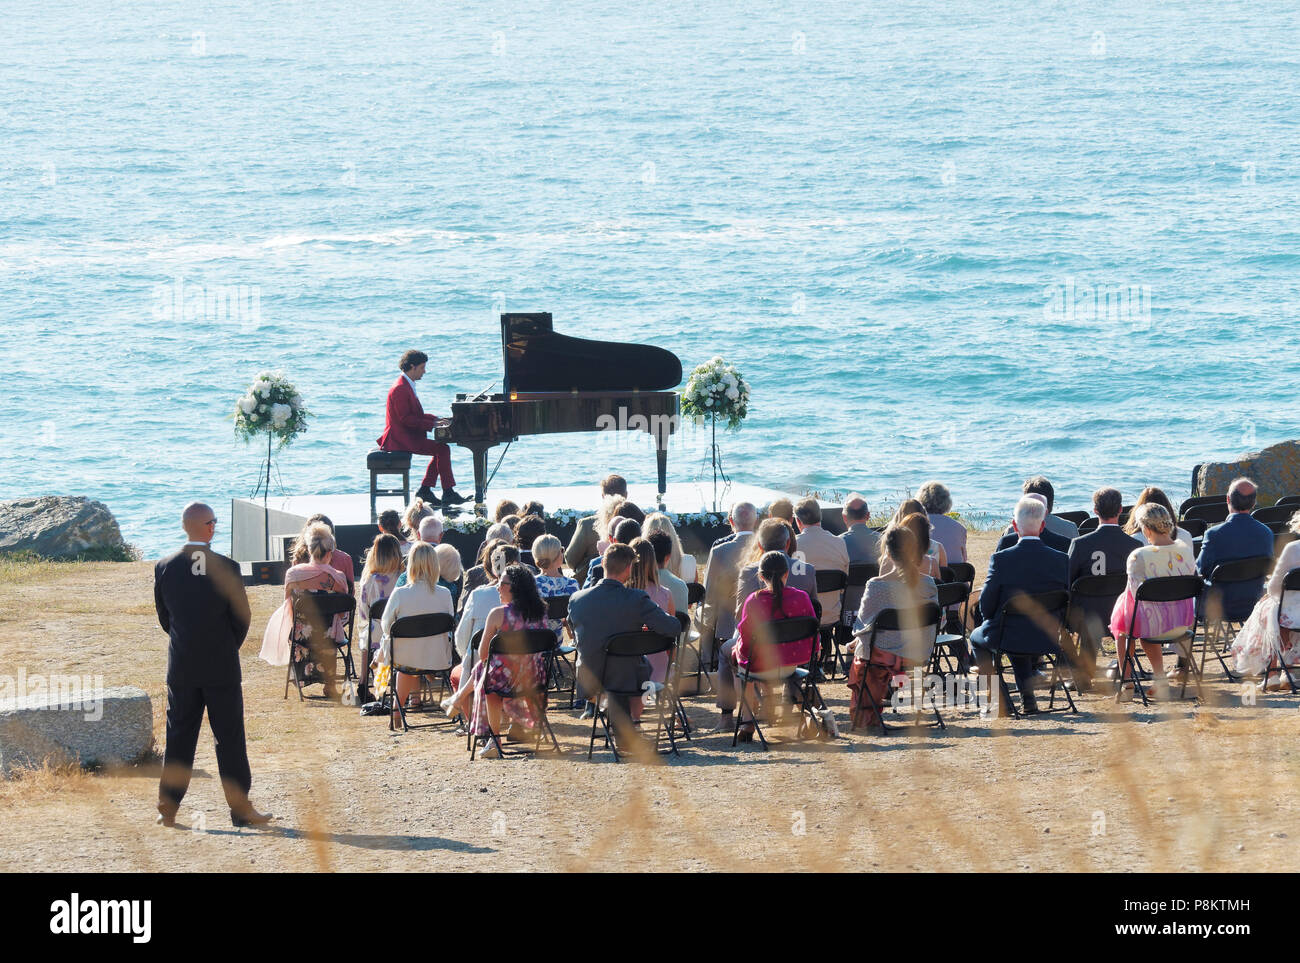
[986, 590, 1076, 718]
[470, 628, 562, 759]
[1184, 502, 1230, 526]
[1253, 504, 1295, 525]
[1078, 517, 1100, 534]
[387, 612, 456, 731]
[836, 563, 878, 677]
[284, 590, 356, 701]
[684, 580, 714, 695]
[814, 569, 848, 679]
[1276, 495, 1300, 508]
[850, 603, 944, 734]
[1258, 569, 1300, 694]
[732, 615, 822, 749]
[1115, 575, 1203, 706]
[930, 581, 970, 677]
[1065, 573, 1127, 686]
[1054, 510, 1090, 527]
[1178, 494, 1227, 518]
[359, 596, 387, 700]
[544, 594, 577, 707]
[587, 630, 681, 762]
[1197, 556, 1273, 683]
[1180, 517, 1208, 539]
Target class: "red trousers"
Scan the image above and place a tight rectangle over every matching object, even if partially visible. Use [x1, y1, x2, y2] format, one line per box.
[390, 438, 455, 489]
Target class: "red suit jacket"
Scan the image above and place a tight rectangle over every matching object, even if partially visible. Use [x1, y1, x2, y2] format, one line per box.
[376, 377, 436, 451]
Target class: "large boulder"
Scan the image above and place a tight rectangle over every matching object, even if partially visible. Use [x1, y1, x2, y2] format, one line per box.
[0, 684, 154, 775]
[1194, 440, 1300, 504]
[0, 496, 128, 558]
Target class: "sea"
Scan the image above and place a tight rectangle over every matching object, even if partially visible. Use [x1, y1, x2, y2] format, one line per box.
[2, 0, 1297, 558]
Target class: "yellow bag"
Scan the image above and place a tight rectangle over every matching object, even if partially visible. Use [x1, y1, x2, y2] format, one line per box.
[371, 662, 391, 694]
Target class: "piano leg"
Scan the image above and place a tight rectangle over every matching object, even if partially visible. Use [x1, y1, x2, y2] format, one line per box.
[655, 440, 668, 505]
[471, 446, 489, 514]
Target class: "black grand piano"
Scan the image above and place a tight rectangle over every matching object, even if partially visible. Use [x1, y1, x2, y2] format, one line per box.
[436, 313, 683, 510]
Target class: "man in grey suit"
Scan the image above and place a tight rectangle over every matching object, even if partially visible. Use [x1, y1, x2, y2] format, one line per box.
[568, 543, 682, 729]
[919, 481, 968, 564]
[564, 473, 627, 576]
[838, 493, 878, 620]
[1066, 487, 1141, 689]
[697, 501, 758, 663]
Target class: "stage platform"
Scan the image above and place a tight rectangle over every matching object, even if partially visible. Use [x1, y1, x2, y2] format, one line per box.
[230, 481, 843, 566]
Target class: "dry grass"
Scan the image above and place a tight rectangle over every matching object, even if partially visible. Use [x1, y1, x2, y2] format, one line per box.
[1, 538, 1297, 873]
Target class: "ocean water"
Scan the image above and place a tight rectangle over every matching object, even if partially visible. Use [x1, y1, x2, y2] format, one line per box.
[2, 1, 1297, 558]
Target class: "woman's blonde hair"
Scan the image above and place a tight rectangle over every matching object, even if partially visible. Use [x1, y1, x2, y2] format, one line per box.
[643, 512, 685, 576]
[361, 533, 403, 581]
[627, 537, 660, 593]
[1133, 502, 1175, 537]
[403, 498, 433, 539]
[531, 534, 564, 571]
[304, 522, 335, 561]
[406, 542, 441, 590]
[434, 543, 463, 582]
[597, 495, 627, 540]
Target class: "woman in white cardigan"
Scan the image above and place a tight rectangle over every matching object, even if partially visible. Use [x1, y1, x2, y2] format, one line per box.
[1232, 516, 1300, 688]
[380, 543, 454, 713]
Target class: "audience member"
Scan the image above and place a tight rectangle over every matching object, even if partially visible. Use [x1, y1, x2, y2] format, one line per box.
[565, 474, 628, 575]
[918, 481, 968, 564]
[307, 513, 355, 594]
[1124, 486, 1193, 551]
[584, 516, 642, 587]
[378, 542, 454, 720]
[644, 511, 698, 582]
[434, 543, 463, 609]
[377, 509, 407, 555]
[647, 531, 688, 615]
[628, 537, 676, 690]
[357, 533, 403, 696]
[766, 497, 795, 524]
[531, 534, 579, 635]
[699, 501, 759, 660]
[459, 537, 510, 613]
[447, 544, 521, 713]
[1022, 475, 1079, 540]
[1231, 510, 1300, 688]
[996, 493, 1072, 553]
[794, 497, 850, 627]
[494, 499, 519, 523]
[1065, 487, 1140, 688]
[1196, 477, 1274, 624]
[839, 493, 880, 565]
[268, 523, 349, 698]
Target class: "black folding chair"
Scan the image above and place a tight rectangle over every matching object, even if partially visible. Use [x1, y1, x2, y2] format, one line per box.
[1180, 517, 1208, 539]
[1179, 494, 1227, 518]
[1197, 556, 1274, 683]
[470, 628, 562, 759]
[1078, 517, 1100, 534]
[1276, 495, 1300, 508]
[543, 594, 577, 707]
[850, 603, 944, 734]
[359, 596, 387, 698]
[732, 615, 823, 749]
[387, 612, 456, 732]
[930, 581, 970, 677]
[815, 569, 849, 679]
[1265, 569, 1300, 694]
[1253, 504, 1296, 525]
[1065, 573, 1128, 686]
[1184, 502, 1230, 526]
[285, 590, 357, 701]
[1055, 510, 1090, 527]
[1115, 575, 1203, 706]
[836, 562, 879, 676]
[986, 590, 1076, 718]
[587, 630, 681, 762]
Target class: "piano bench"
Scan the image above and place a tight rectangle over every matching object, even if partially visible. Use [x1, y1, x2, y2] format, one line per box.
[368, 449, 412, 523]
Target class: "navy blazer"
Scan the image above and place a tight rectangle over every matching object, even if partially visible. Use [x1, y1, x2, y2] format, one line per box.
[154, 544, 251, 687]
[974, 538, 1069, 654]
[1197, 513, 1275, 619]
[996, 527, 1072, 555]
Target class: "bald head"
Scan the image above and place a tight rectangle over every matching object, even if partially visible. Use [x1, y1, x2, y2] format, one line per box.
[182, 502, 216, 543]
[842, 493, 869, 524]
[1228, 477, 1258, 513]
[730, 501, 758, 533]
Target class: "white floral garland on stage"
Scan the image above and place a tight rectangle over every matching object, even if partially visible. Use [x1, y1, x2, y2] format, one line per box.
[438, 507, 728, 534]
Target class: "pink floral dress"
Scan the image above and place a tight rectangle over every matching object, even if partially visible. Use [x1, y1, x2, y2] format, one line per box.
[468, 606, 549, 737]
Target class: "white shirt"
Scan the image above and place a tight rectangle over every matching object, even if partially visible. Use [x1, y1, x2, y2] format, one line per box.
[402, 373, 419, 398]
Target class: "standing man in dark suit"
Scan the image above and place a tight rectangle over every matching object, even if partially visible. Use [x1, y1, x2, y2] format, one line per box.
[376, 349, 468, 507]
[1066, 487, 1141, 688]
[1197, 477, 1275, 622]
[154, 503, 270, 828]
[971, 496, 1070, 714]
[568, 543, 682, 738]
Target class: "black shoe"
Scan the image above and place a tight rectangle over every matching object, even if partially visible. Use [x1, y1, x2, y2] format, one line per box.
[441, 488, 470, 505]
[1021, 693, 1041, 715]
[416, 485, 441, 506]
[155, 805, 178, 828]
[230, 806, 273, 828]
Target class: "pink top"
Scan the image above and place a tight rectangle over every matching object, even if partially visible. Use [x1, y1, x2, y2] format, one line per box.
[329, 549, 355, 593]
[736, 587, 818, 671]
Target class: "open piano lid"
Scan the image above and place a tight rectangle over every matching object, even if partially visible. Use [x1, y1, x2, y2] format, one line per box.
[501, 313, 683, 394]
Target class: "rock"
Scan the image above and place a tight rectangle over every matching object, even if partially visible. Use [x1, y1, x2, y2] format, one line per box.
[1193, 440, 1300, 504]
[0, 685, 153, 775]
[0, 496, 129, 559]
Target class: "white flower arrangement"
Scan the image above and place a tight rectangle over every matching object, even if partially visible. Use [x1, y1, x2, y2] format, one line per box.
[680, 356, 750, 430]
[439, 506, 726, 534]
[234, 371, 310, 447]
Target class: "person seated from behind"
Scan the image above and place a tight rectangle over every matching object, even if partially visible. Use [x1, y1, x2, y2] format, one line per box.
[970, 495, 1069, 715]
[1004, 476, 1078, 540]
[591, 498, 647, 562]
[565, 474, 628, 577]
[460, 529, 514, 608]
[996, 493, 1072, 554]
[434, 542, 464, 610]
[358, 533, 403, 697]
[879, 510, 945, 581]
[377, 509, 408, 556]
[648, 530, 689, 615]
[493, 499, 519, 523]
[1066, 487, 1141, 689]
[731, 551, 819, 742]
[839, 494, 880, 565]
[454, 563, 550, 757]
[279, 523, 349, 698]
[918, 481, 968, 564]
[643, 511, 697, 583]
[1124, 486, 1194, 551]
[794, 497, 850, 629]
[584, 516, 643, 587]
[628, 537, 676, 696]
[402, 498, 435, 555]
[520, 500, 544, 518]
[1230, 509, 1300, 689]
[766, 497, 795, 525]
[513, 514, 547, 571]
[1110, 503, 1197, 702]
[379, 542, 455, 721]
[307, 513, 355, 594]
[848, 525, 939, 733]
[445, 544, 521, 719]
[532, 533, 578, 641]
[697, 501, 759, 657]
[396, 515, 445, 587]
[1196, 476, 1275, 624]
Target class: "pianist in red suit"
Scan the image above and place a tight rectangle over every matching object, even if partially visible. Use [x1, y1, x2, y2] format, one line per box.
[377, 350, 469, 508]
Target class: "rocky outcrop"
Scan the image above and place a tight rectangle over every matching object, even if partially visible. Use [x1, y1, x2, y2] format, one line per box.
[1193, 440, 1300, 504]
[0, 496, 129, 559]
[0, 684, 154, 775]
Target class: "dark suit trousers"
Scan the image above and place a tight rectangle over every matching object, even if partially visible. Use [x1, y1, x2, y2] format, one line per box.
[159, 683, 252, 810]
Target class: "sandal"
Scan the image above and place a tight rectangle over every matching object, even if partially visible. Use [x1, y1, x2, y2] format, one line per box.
[737, 721, 755, 743]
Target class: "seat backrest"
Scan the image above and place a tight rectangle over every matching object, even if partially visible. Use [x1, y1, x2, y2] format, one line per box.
[1253, 504, 1295, 525]
[946, 562, 976, 586]
[368, 597, 387, 621]
[1276, 495, 1300, 508]
[936, 581, 970, 608]
[687, 581, 705, 606]
[847, 562, 879, 587]
[488, 628, 558, 656]
[873, 602, 942, 633]
[1000, 589, 1070, 619]
[1133, 574, 1203, 604]
[604, 630, 677, 658]
[1180, 518, 1208, 538]
[1054, 510, 1090, 526]
[1282, 568, 1300, 593]
[815, 569, 848, 593]
[763, 615, 821, 646]
[939, 566, 955, 584]
[1184, 502, 1230, 525]
[1070, 573, 1128, 599]
[1078, 516, 1100, 534]
[1179, 494, 1228, 517]
[545, 594, 570, 620]
[390, 612, 455, 638]
[304, 590, 356, 618]
[246, 560, 287, 586]
[675, 611, 690, 637]
[1208, 555, 1273, 584]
